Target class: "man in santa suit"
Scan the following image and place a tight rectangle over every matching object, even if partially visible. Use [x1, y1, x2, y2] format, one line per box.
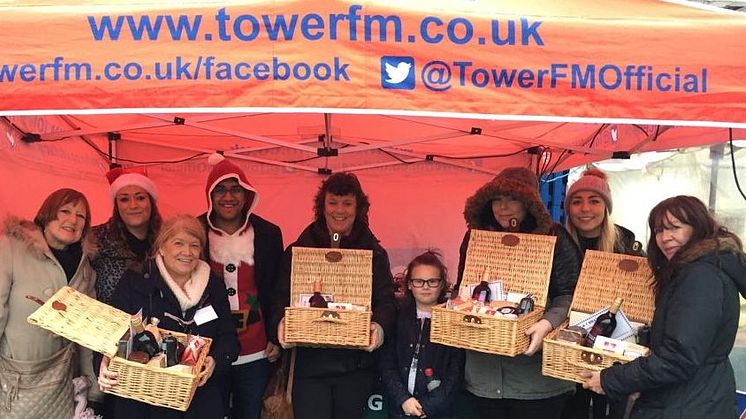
[199, 153, 284, 419]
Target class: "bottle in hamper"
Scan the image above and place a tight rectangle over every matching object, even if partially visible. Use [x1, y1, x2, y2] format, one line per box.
[130, 315, 160, 358]
[145, 317, 163, 345]
[584, 297, 624, 347]
[471, 268, 491, 303]
[309, 280, 329, 308]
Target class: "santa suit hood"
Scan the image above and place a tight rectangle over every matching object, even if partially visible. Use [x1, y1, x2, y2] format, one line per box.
[205, 154, 259, 235]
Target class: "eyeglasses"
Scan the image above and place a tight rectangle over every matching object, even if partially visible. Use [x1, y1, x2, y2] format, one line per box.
[410, 278, 442, 288]
[213, 185, 245, 196]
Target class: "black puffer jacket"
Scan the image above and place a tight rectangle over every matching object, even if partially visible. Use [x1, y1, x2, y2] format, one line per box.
[270, 220, 396, 378]
[601, 237, 746, 419]
[379, 299, 464, 418]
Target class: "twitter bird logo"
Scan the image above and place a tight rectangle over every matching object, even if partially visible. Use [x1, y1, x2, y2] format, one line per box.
[385, 62, 412, 83]
[380, 56, 415, 89]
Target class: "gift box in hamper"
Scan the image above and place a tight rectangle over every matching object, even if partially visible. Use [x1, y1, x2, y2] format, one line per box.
[26, 286, 211, 411]
[431, 229, 556, 356]
[284, 246, 373, 347]
[542, 250, 654, 383]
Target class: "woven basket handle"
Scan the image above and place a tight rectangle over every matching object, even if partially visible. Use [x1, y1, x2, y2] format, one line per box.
[312, 311, 349, 324]
[451, 315, 492, 330]
[566, 355, 606, 372]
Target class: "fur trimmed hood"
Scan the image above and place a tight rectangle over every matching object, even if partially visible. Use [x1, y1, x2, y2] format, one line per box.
[2, 216, 97, 260]
[463, 168, 552, 234]
[676, 235, 746, 298]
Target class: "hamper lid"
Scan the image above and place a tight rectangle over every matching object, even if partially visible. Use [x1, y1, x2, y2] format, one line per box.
[290, 246, 373, 307]
[460, 229, 557, 307]
[27, 286, 131, 358]
[570, 250, 655, 324]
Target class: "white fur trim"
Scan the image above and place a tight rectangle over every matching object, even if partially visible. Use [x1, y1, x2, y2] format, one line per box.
[206, 173, 258, 234]
[208, 225, 255, 265]
[155, 255, 210, 312]
[110, 173, 158, 201]
[208, 152, 225, 166]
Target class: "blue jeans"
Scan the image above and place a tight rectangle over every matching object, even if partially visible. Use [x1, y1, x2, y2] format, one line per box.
[223, 358, 271, 419]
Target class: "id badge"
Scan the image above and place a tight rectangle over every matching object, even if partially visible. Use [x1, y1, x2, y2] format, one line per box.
[194, 305, 218, 325]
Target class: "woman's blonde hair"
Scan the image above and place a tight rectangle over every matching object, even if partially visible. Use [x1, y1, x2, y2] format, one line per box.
[152, 214, 206, 257]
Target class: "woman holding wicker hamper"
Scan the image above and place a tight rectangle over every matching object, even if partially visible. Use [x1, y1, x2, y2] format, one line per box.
[271, 172, 397, 419]
[582, 195, 746, 419]
[454, 167, 582, 419]
[97, 215, 239, 419]
[561, 167, 642, 419]
[0, 188, 101, 418]
[379, 250, 465, 419]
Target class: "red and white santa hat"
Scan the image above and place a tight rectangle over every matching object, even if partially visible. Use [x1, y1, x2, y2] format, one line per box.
[106, 166, 159, 202]
[205, 153, 258, 232]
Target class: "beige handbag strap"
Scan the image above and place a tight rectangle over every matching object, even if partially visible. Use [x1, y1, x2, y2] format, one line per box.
[285, 348, 296, 404]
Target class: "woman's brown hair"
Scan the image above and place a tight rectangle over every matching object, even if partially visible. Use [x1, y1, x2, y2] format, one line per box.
[34, 188, 92, 238]
[647, 195, 743, 296]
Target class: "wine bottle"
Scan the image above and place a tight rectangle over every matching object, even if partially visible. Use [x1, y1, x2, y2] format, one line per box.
[130, 315, 160, 358]
[471, 268, 491, 303]
[308, 280, 328, 308]
[145, 317, 163, 346]
[584, 297, 624, 347]
[161, 336, 180, 367]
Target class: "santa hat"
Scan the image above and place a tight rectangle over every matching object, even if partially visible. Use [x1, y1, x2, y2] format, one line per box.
[565, 168, 613, 213]
[205, 153, 258, 232]
[106, 167, 158, 202]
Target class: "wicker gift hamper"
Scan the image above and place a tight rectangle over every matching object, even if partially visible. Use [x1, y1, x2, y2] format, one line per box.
[284, 246, 373, 347]
[431, 229, 556, 356]
[542, 250, 654, 383]
[27, 286, 211, 411]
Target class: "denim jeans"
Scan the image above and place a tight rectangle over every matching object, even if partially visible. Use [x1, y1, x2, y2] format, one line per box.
[223, 358, 271, 419]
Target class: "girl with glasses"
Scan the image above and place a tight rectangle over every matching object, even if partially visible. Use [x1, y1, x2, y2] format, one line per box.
[379, 251, 465, 418]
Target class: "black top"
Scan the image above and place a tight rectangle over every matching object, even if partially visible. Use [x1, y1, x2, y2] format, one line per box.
[50, 241, 82, 282]
[123, 228, 150, 261]
[576, 224, 641, 256]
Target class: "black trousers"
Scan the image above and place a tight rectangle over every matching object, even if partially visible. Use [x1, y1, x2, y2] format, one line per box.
[292, 369, 377, 419]
[473, 391, 572, 419]
[561, 386, 625, 419]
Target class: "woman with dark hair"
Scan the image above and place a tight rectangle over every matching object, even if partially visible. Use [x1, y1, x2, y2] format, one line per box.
[92, 167, 163, 305]
[582, 195, 746, 419]
[271, 172, 397, 419]
[454, 167, 581, 419]
[0, 188, 100, 418]
[380, 251, 464, 419]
